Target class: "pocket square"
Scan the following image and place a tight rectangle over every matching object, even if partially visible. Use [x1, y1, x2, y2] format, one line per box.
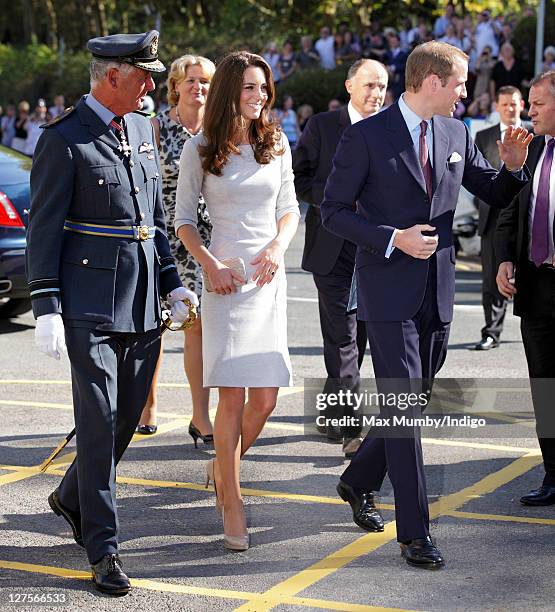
[448, 152, 462, 163]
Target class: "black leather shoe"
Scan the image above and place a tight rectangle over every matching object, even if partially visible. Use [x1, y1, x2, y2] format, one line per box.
[474, 336, 499, 350]
[48, 490, 84, 547]
[91, 554, 131, 596]
[136, 424, 157, 435]
[336, 480, 384, 532]
[342, 437, 363, 459]
[520, 485, 555, 506]
[400, 536, 444, 569]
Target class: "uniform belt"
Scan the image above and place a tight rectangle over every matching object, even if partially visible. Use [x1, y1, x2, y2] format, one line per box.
[63, 220, 156, 241]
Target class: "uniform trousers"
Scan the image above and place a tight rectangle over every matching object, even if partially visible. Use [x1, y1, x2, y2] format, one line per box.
[58, 326, 161, 564]
[312, 241, 367, 439]
[341, 262, 451, 542]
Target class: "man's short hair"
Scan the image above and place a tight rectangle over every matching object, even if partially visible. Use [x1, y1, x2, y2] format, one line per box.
[90, 58, 133, 86]
[529, 70, 555, 95]
[495, 85, 522, 101]
[346, 58, 385, 81]
[405, 41, 468, 92]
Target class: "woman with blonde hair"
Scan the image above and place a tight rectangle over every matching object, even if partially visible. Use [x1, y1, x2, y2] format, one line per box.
[175, 51, 300, 550]
[137, 54, 216, 447]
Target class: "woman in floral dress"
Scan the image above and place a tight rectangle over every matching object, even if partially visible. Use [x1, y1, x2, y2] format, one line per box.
[137, 55, 216, 446]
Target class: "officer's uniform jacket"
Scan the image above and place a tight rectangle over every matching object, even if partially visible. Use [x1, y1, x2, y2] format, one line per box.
[26, 96, 181, 332]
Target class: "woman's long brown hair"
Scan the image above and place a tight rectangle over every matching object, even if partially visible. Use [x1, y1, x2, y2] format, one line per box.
[199, 51, 284, 176]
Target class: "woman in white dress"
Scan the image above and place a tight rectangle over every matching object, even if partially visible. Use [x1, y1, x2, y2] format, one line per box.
[175, 51, 300, 550]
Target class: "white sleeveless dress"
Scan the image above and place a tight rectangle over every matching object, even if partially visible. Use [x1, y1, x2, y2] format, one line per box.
[175, 134, 300, 387]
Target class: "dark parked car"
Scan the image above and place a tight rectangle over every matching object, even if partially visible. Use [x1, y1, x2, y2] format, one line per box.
[0, 145, 31, 318]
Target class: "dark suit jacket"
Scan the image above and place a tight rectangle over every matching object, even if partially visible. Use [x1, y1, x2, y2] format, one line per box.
[321, 101, 529, 323]
[495, 136, 551, 317]
[475, 123, 502, 235]
[26, 97, 181, 332]
[293, 107, 351, 275]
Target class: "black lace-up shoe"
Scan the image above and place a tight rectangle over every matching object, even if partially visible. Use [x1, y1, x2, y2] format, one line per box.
[400, 536, 445, 569]
[336, 480, 384, 532]
[91, 554, 131, 595]
[48, 490, 84, 547]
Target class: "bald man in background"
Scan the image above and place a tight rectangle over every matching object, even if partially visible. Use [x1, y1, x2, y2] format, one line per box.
[293, 59, 388, 468]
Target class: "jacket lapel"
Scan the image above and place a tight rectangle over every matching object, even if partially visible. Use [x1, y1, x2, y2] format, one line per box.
[387, 103, 427, 194]
[76, 97, 120, 153]
[432, 117, 450, 195]
[338, 106, 350, 127]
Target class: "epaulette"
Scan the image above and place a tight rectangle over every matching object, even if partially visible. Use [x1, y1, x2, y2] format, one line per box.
[41, 106, 76, 129]
[132, 110, 150, 117]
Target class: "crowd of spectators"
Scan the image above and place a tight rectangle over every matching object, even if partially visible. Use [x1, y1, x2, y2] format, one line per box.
[0, 95, 65, 156]
[1, 4, 553, 157]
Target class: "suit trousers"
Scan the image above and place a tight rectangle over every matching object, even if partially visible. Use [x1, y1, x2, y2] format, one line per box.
[341, 262, 451, 542]
[58, 326, 161, 564]
[313, 241, 367, 439]
[520, 267, 555, 486]
[480, 228, 507, 341]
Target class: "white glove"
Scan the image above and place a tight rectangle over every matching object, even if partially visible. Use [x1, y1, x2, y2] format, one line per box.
[167, 286, 199, 324]
[35, 313, 67, 360]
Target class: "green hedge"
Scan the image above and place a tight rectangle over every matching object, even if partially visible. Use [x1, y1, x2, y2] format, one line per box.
[275, 67, 350, 113]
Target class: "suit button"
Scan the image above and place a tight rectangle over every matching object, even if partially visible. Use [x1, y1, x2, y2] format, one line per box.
[82, 258, 89, 265]
[134, 186, 140, 194]
[140, 212, 145, 220]
[98, 178, 104, 185]
[155, 172, 159, 178]
[129, 160, 135, 167]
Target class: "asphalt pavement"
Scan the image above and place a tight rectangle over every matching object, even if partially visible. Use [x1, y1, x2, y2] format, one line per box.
[0, 211, 553, 611]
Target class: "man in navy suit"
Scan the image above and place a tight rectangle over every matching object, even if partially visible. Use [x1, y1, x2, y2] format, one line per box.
[321, 41, 531, 568]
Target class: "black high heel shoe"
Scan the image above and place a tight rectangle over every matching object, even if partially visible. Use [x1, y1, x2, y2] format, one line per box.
[188, 421, 214, 448]
[136, 424, 157, 435]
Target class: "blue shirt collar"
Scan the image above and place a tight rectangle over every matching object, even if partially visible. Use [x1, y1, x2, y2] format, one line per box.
[85, 93, 116, 126]
[398, 93, 432, 135]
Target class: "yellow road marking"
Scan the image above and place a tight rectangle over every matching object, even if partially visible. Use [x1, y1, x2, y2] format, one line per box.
[0, 399, 73, 410]
[26, 466, 396, 510]
[234, 523, 400, 612]
[0, 470, 40, 486]
[431, 451, 542, 515]
[0, 420, 186, 489]
[233, 451, 544, 612]
[0, 559, 407, 611]
[0, 396, 541, 454]
[446, 510, 555, 526]
[0, 379, 304, 394]
[421, 438, 538, 454]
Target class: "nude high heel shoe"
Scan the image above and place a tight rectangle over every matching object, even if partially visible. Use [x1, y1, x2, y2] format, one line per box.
[205, 459, 223, 515]
[222, 507, 250, 551]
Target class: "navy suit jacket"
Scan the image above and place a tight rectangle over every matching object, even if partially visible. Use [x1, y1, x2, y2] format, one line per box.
[293, 107, 351, 274]
[321, 101, 529, 323]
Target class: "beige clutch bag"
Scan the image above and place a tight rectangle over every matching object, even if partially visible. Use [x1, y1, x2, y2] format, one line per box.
[203, 257, 247, 292]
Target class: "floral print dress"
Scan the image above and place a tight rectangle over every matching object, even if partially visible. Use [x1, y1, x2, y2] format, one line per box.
[156, 107, 211, 302]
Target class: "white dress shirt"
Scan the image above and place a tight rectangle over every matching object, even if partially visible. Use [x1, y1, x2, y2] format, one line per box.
[384, 95, 434, 257]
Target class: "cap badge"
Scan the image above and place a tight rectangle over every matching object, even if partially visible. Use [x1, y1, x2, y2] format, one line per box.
[150, 36, 158, 56]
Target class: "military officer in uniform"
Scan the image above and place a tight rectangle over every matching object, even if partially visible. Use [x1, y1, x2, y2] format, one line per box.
[26, 31, 197, 595]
